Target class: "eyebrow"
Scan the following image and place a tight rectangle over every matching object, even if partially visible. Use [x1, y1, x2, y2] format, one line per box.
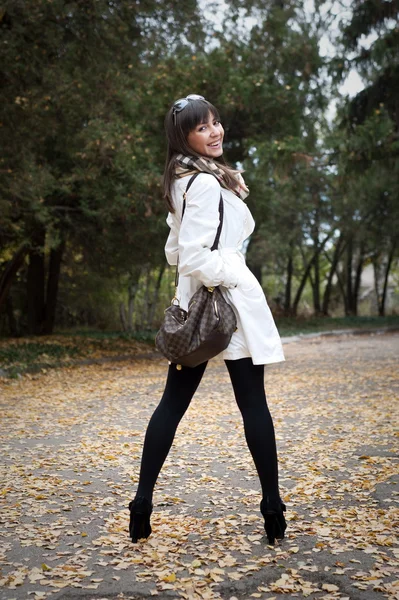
[199, 116, 218, 126]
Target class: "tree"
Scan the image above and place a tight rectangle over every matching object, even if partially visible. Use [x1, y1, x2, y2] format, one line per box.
[328, 0, 399, 315]
[0, 0, 205, 334]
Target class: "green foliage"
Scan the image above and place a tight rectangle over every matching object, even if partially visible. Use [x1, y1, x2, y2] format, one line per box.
[0, 0, 208, 334]
[0, 0, 398, 334]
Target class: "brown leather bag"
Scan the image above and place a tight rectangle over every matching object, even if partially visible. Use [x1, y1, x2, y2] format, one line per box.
[155, 174, 237, 368]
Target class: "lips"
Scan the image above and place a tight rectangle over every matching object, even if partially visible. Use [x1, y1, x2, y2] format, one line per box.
[208, 139, 222, 147]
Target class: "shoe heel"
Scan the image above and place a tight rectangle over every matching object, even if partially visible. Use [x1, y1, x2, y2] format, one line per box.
[260, 496, 287, 545]
[128, 496, 153, 543]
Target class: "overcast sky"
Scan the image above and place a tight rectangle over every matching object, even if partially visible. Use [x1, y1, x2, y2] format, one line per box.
[304, 0, 365, 101]
[201, 0, 366, 121]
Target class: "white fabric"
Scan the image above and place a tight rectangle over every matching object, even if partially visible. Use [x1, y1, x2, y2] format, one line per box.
[165, 173, 285, 365]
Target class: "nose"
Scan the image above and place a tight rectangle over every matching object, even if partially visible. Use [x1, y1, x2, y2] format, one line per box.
[210, 124, 219, 136]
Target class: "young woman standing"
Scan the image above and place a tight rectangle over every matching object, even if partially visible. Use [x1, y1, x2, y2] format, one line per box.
[128, 95, 287, 545]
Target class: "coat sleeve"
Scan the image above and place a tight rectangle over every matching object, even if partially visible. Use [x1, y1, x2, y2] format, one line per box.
[164, 212, 178, 266]
[177, 174, 238, 288]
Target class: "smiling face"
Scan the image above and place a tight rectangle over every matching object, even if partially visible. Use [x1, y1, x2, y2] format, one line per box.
[186, 112, 224, 159]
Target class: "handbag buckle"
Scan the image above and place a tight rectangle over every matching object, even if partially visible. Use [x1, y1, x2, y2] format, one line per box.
[207, 286, 215, 293]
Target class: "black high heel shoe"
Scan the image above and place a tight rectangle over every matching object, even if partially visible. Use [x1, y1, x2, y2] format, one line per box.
[260, 496, 287, 545]
[128, 496, 153, 543]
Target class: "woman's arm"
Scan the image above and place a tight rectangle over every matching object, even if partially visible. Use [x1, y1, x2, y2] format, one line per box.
[177, 174, 238, 288]
[165, 213, 179, 266]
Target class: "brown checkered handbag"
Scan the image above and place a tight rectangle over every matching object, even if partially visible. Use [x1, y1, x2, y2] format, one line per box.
[155, 174, 237, 369]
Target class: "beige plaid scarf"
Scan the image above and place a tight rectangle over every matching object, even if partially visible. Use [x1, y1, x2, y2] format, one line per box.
[175, 154, 249, 200]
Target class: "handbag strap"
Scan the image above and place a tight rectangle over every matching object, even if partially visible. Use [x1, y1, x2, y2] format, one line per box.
[174, 173, 224, 294]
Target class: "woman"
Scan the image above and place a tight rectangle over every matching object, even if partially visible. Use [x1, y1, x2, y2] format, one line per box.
[129, 94, 287, 545]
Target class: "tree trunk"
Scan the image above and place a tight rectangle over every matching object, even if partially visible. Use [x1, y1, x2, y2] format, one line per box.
[311, 203, 321, 314]
[345, 237, 355, 315]
[128, 283, 138, 330]
[292, 262, 312, 317]
[119, 302, 128, 331]
[352, 243, 365, 317]
[312, 253, 321, 314]
[125, 267, 142, 331]
[0, 244, 29, 313]
[300, 245, 317, 312]
[292, 231, 335, 316]
[379, 242, 396, 316]
[336, 266, 348, 315]
[373, 256, 381, 314]
[27, 227, 46, 334]
[148, 263, 166, 328]
[283, 242, 294, 316]
[42, 238, 66, 334]
[253, 263, 262, 285]
[6, 294, 18, 336]
[322, 236, 345, 316]
[139, 267, 150, 329]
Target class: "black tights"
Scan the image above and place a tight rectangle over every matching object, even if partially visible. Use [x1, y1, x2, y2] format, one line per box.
[135, 358, 280, 503]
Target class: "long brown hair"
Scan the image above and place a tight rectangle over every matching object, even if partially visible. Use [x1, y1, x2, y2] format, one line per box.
[162, 97, 241, 212]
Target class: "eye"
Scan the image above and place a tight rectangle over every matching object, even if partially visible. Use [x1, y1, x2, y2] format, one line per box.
[198, 125, 207, 131]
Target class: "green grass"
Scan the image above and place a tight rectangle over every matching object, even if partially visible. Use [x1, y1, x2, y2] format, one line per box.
[59, 316, 399, 341]
[0, 342, 83, 378]
[0, 332, 154, 378]
[0, 342, 82, 366]
[64, 316, 399, 343]
[1, 317, 397, 378]
[274, 315, 399, 337]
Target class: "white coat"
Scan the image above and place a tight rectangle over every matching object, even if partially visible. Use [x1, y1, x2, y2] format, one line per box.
[164, 173, 285, 365]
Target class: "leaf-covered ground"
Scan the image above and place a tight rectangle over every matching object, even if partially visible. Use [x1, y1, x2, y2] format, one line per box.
[0, 335, 153, 378]
[0, 333, 398, 600]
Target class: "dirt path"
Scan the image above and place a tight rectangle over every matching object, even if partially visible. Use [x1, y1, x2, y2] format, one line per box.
[0, 333, 398, 600]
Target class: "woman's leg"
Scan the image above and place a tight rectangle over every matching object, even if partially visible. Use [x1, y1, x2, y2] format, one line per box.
[134, 361, 208, 503]
[224, 357, 280, 501]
